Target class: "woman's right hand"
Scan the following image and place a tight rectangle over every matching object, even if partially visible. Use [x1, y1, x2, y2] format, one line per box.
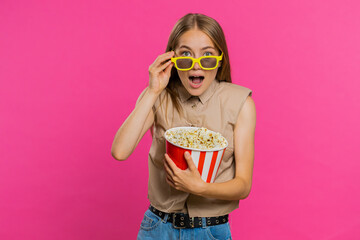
[148, 51, 174, 95]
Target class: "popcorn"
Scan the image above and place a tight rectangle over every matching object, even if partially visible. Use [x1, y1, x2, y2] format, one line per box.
[165, 127, 227, 150]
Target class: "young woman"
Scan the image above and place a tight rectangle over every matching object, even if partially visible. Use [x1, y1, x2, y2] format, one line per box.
[111, 13, 256, 240]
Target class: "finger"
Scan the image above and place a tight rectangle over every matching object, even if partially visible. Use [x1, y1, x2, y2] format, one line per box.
[165, 170, 174, 184]
[164, 157, 174, 177]
[164, 161, 175, 184]
[154, 51, 174, 67]
[166, 176, 175, 188]
[150, 58, 171, 76]
[163, 62, 174, 76]
[158, 59, 172, 73]
[184, 151, 197, 171]
[165, 153, 179, 173]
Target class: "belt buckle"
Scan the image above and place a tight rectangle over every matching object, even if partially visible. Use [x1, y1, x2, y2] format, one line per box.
[172, 213, 186, 229]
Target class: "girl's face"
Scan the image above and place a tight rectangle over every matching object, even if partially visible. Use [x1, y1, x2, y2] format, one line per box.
[174, 29, 221, 96]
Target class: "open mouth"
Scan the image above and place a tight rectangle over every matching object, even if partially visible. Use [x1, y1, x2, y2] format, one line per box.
[189, 76, 204, 84]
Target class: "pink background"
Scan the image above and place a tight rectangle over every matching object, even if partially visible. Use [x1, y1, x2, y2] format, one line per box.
[1, 0, 359, 239]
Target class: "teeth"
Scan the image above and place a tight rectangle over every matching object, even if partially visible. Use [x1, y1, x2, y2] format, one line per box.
[189, 76, 204, 80]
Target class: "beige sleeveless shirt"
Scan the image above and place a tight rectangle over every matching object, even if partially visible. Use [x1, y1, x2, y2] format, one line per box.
[139, 79, 252, 218]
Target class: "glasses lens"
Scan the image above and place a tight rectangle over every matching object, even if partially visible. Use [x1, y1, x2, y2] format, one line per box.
[200, 57, 217, 68]
[176, 58, 193, 69]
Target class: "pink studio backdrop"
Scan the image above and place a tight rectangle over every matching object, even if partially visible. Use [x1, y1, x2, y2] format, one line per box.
[1, 0, 359, 239]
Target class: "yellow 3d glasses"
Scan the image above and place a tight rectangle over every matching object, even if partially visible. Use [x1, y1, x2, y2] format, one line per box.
[171, 52, 223, 71]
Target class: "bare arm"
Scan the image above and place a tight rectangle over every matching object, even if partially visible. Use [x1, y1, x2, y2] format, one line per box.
[198, 95, 256, 200]
[111, 51, 174, 160]
[111, 88, 158, 160]
[164, 95, 256, 200]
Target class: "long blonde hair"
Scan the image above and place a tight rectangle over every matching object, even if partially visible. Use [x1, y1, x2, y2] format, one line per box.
[157, 13, 231, 123]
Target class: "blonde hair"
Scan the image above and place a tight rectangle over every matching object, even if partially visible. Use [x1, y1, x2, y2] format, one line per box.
[157, 13, 231, 124]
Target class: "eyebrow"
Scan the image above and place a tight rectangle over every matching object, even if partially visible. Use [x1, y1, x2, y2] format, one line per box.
[178, 45, 216, 51]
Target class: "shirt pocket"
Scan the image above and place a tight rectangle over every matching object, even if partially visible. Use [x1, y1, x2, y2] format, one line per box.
[153, 124, 166, 140]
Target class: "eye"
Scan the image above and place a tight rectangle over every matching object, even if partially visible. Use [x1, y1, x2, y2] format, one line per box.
[180, 51, 191, 57]
[204, 52, 213, 56]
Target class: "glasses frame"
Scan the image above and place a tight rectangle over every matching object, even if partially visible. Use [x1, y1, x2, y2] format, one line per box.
[171, 52, 223, 71]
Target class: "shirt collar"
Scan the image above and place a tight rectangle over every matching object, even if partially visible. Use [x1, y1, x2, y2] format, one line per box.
[177, 79, 220, 104]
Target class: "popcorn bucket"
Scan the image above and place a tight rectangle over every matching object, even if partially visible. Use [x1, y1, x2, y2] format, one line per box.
[164, 127, 228, 183]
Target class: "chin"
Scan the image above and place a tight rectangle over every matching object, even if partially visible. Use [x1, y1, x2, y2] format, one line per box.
[186, 88, 203, 96]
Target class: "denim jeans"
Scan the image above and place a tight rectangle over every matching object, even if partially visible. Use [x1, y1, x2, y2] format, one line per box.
[137, 209, 232, 240]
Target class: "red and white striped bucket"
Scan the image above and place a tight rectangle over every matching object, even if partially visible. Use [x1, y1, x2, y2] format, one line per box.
[164, 127, 228, 183]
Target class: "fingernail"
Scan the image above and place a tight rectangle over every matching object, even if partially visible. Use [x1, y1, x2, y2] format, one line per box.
[185, 152, 190, 157]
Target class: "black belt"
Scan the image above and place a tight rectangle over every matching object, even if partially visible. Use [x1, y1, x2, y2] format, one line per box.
[149, 205, 229, 229]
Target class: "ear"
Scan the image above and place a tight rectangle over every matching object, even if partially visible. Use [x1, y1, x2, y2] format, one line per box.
[219, 61, 222, 68]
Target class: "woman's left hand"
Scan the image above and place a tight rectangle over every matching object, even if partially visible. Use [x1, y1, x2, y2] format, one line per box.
[164, 152, 206, 194]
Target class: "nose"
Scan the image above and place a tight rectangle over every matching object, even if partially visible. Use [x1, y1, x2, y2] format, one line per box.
[193, 61, 201, 70]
